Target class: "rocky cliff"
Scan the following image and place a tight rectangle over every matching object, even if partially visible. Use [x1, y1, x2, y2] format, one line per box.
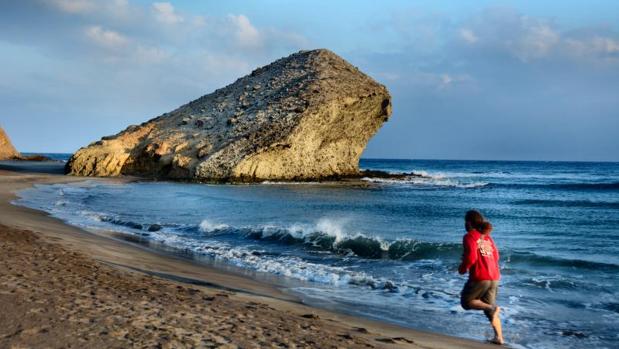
[0, 127, 20, 160]
[66, 49, 392, 181]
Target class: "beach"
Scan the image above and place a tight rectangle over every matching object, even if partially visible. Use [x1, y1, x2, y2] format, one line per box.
[0, 163, 495, 349]
[4, 0, 619, 347]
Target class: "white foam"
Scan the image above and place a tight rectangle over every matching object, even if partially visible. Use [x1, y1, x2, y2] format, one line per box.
[411, 170, 447, 179]
[412, 169, 613, 183]
[198, 219, 229, 233]
[306, 217, 348, 243]
[146, 228, 384, 287]
[260, 180, 322, 185]
[361, 175, 488, 188]
[222, 217, 358, 246]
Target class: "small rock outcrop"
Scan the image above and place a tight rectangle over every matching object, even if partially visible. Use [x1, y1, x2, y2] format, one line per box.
[66, 49, 392, 181]
[0, 127, 20, 160]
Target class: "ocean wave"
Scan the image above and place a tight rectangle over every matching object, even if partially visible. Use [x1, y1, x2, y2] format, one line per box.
[494, 181, 619, 191]
[198, 218, 461, 260]
[200, 219, 619, 272]
[86, 213, 165, 233]
[361, 171, 489, 189]
[139, 227, 397, 289]
[70, 210, 619, 274]
[362, 168, 619, 191]
[600, 302, 619, 313]
[93, 214, 619, 273]
[513, 199, 619, 209]
[504, 251, 619, 272]
[521, 276, 579, 291]
[545, 182, 619, 190]
[430, 170, 611, 182]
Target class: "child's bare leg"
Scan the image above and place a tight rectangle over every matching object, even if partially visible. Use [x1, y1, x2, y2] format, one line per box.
[490, 307, 504, 345]
[465, 300, 504, 345]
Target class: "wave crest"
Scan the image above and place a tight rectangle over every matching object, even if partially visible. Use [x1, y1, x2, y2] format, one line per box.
[198, 218, 460, 260]
[199, 220, 229, 233]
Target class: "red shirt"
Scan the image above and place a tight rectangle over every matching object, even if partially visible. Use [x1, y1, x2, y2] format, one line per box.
[458, 229, 500, 281]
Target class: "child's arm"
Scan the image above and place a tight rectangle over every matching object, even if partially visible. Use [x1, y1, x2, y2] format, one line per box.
[458, 235, 477, 274]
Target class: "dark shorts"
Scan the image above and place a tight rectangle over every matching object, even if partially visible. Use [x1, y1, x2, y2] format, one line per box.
[460, 280, 499, 320]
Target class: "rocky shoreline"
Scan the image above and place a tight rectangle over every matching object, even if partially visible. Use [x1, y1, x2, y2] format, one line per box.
[100, 169, 423, 184]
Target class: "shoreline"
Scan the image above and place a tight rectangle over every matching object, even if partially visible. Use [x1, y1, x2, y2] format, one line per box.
[0, 163, 495, 348]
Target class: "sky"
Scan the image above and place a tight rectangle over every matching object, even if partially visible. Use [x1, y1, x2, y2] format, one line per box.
[1, 0, 618, 161]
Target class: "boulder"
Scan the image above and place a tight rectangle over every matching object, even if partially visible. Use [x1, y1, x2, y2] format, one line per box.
[66, 49, 392, 181]
[0, 126, 20, 160]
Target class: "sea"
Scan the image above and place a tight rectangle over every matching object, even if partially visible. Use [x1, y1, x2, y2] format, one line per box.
[14, 156, 619, 349]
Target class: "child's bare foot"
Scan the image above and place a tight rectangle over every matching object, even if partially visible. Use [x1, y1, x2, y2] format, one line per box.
[488, 337, 505, 345]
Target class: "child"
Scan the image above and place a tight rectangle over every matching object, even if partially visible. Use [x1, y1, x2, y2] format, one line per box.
[458, 210, 504, 345]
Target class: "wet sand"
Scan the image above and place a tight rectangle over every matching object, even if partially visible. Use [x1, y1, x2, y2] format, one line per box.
[0, 163, 496, 348]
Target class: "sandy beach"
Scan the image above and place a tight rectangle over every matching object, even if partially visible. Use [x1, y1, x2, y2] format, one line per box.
[0, 163, 496, 349]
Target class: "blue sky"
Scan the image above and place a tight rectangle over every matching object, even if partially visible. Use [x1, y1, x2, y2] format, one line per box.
[1, 0, 618, 161]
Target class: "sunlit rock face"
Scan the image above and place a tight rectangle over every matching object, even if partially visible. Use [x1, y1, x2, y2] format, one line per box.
[0, 127, 20, 160]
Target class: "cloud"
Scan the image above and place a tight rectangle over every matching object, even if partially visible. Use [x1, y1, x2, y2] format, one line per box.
[46, 0, 96, 14]
[459, 28, 478, 44]
[438, 73, 472, 89]
[152, 2, 183, 25]
[504, 19, 560, 62]
[589, 36, 619, 53]
[103, 0, 131, 19]
[227, 14, 262, 49]
[455, 8, 618, 64]
[134, 45, 170, 64]
[506, 21, 560, 62]
[404, 71, 473, 90]
[85, 25, 129, 48]
[564, 35, 619, 62]
[454, 8, 561, 62]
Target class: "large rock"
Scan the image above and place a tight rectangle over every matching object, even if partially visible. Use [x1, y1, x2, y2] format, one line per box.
[0, 127, 20, 160]
[66, 49, 392, 181]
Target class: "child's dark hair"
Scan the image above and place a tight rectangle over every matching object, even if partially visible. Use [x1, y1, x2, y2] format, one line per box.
[480, 221, 493, 233]
[464, 210, 484, 232]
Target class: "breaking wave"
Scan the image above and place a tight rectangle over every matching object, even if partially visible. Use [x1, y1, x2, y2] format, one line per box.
[197, 218, 462, 260]
[92, 214, 619, 274]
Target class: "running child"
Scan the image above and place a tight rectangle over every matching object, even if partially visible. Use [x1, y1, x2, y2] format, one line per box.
[458, 210, 504, 345]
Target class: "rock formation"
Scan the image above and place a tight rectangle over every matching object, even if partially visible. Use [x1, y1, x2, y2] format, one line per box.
[0, 126, 20, 160]
[66, 49, 392, 181]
